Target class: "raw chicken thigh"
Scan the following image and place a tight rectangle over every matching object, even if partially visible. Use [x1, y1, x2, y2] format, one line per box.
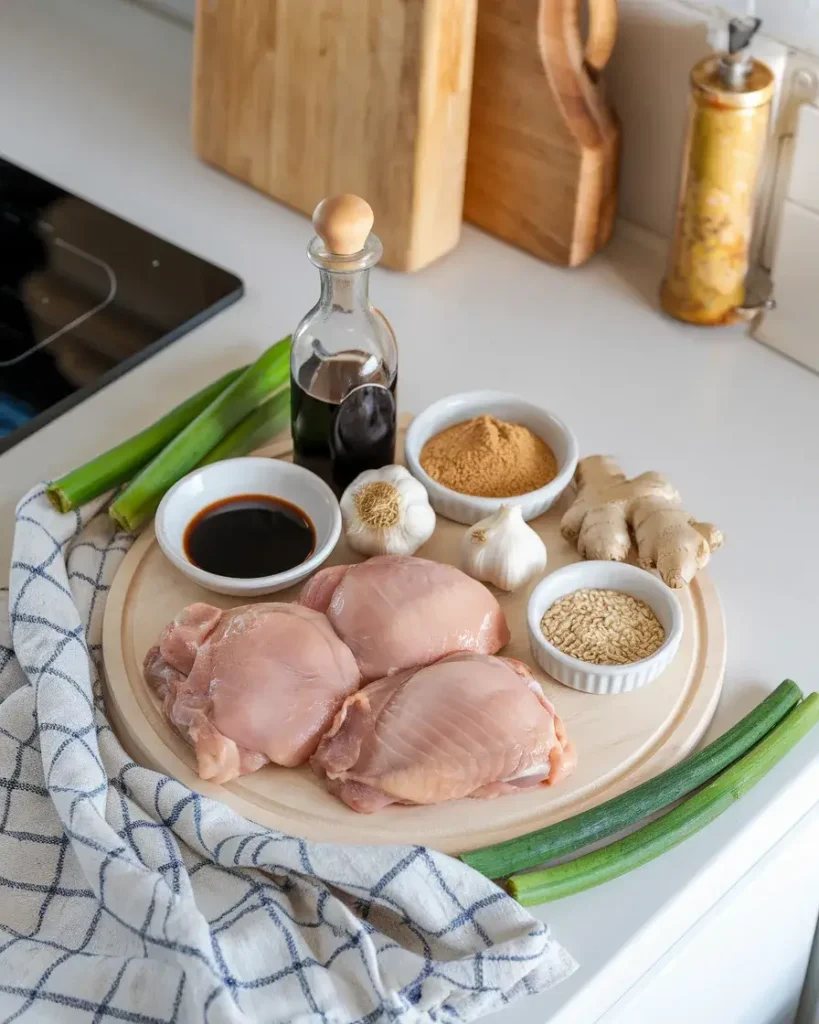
[299, 555, 510, 681]
[312, 652, 575, 812]
[144, 602, 361, 784]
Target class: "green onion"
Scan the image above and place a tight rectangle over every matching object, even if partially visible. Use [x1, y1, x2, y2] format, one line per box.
[45, 367, 246, 512]
[199, 388, 290, 465]
[110, 336, 291, 531]
[461, 680, 802, 879]
[508, 692, 819, 905]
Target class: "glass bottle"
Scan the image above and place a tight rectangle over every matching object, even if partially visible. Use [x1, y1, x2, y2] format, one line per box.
[290, 195, 398, 495]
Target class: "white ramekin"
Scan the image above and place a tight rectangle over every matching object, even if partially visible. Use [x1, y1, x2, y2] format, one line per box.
[404, 390, 579, 525]
[527, 561, 684, 694]
[155, 457, 341, 597]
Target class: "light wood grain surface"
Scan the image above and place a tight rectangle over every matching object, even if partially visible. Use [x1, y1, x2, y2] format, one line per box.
[193, 0, 477, 272]
[102, 432, 725, 855]
[464, 0, 620, 267]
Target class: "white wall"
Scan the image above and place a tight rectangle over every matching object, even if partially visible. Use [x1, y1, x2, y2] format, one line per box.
[686, 0, 819, 57]
[122, 0, 819, 73]
[128, 0, 194, 26]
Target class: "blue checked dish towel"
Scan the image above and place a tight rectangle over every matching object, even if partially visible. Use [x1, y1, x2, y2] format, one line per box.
[0, 486, 577, 1023]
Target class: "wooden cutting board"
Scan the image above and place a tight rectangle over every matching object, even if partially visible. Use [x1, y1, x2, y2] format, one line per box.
[464, 0, 620, 267]
[102, 432, 726, 855]
[192, 0, 477, 272]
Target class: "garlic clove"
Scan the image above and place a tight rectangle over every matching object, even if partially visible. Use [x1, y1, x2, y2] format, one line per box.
[402, 499, 437, 545]
[461, 504, 547, 592]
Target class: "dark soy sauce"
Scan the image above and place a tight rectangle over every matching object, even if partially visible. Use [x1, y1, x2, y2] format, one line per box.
[184, 494, 315, 579]
[291, 351, 397, 495]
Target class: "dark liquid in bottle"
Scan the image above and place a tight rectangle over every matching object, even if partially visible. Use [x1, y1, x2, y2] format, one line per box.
[291, 351, 397, 494]
[184, 494, 315, 579]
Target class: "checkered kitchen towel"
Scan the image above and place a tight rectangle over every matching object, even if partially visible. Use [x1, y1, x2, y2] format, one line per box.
[0, 486, 577, 1023]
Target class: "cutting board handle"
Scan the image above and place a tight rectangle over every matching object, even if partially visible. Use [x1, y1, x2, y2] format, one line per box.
[584, 0, 617, 74]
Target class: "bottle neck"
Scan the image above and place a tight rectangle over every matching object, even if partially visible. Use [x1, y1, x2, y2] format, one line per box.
[319, 268, 370, 312]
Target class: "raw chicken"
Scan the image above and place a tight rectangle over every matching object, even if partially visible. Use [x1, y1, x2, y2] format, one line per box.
[311, 652, 575, 813]
[143, 602, 361, 784]
[299, 555, 510, 681]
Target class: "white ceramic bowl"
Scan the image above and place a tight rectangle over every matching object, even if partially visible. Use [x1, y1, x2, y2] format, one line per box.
[404, 390, 579, 525]
[527, 561, 684, 694]
[155, 457, 341, 597]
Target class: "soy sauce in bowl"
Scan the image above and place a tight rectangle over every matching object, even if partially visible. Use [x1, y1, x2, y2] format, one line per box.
[183, 494, 315, 579]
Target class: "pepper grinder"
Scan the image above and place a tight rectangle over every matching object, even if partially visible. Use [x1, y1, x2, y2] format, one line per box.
[661, 17, 776, 325]
[290, 195, 398, 495]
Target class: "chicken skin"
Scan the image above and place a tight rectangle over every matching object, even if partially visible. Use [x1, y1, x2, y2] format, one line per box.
[311, 652, 575, 813]
[144, 602, 361, 784]
[299, 555, 510, 682]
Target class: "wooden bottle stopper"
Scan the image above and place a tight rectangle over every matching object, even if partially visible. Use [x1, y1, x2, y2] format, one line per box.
[312, 194, 374, 255]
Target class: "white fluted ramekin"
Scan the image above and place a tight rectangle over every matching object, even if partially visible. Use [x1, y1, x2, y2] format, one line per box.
[527, 561, 684, 694]
[404, 390, 578, 525]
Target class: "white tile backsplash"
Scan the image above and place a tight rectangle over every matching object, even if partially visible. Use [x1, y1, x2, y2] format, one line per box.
[683, 0, 819, 57]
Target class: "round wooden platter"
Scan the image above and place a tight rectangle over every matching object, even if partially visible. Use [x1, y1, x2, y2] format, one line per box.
[103, 432, 726, 855]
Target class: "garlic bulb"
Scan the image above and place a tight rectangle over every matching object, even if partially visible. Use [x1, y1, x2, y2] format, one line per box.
[461, 504, 546, 592]
[340, 465, 436, 557]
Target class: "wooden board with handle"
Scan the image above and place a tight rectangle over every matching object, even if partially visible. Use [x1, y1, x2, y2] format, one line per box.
[193, 0, 477, 272]
[465, 0, 620, 267]
[102, 430, 726, 855]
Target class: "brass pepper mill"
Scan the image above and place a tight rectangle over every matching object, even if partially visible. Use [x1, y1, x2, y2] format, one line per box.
[661, 18, 775, 326]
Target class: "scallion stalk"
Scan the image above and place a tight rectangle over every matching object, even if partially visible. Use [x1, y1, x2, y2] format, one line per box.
[508, 693, 819, 905]
[461, 680, 802, 879]
[198, 388, 290, 465]
[46, 367, 246, 513]
[109, 336, 291, 531]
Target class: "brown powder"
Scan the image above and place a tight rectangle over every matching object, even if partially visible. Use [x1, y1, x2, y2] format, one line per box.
[419, 415, 558, 497]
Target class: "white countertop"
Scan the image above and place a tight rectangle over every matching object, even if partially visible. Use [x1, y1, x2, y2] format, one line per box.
[3, 1, 819, 1021]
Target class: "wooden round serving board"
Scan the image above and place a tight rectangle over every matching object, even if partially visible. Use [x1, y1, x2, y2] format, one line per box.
[103, 432, 726, 855]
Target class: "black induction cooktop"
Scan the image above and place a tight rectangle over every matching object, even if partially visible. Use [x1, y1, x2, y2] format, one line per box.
[0, 156, 243, 453]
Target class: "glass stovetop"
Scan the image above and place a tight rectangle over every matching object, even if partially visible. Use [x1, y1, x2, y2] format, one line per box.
[0, 156, 243, 452]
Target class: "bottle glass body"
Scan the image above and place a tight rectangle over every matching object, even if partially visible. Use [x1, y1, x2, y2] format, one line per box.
[660, 56, 774, 325]
[290, 234, 398, 494]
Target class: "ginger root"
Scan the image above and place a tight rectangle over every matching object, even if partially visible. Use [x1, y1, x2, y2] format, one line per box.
[560, 455, 723, 588]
